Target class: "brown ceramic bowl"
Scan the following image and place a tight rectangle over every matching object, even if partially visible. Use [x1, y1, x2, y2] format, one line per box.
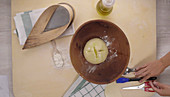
[70, 20, 130, 84]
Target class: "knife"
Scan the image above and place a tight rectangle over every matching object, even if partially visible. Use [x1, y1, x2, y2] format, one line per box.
[116, 77, 157, 83]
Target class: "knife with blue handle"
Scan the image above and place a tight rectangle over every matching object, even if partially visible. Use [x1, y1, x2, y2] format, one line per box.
[116, 77, 157, 83]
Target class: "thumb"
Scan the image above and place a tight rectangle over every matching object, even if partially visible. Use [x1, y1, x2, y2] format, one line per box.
[153, 81, 166, 89]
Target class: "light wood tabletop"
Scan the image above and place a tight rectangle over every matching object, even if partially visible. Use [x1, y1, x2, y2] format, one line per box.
[0, 0, 169, 97]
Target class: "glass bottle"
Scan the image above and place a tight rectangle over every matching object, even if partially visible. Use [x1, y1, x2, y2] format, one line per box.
[96, 0, 115, 16]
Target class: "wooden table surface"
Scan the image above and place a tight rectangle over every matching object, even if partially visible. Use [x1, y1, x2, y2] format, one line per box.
[0, 0, 169, 97]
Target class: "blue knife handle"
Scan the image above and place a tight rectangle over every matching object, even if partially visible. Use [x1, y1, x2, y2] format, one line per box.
[116, 78, 129, 83]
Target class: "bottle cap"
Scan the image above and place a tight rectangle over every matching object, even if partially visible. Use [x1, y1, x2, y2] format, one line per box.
[102, 0, 115, 8]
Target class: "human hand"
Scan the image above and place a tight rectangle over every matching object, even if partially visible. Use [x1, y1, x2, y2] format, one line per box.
[135, 60, 166, 82]
[149, 81, 170, 96]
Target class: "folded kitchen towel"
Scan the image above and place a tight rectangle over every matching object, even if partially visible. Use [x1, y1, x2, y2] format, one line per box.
[64, 76, 106, 97]
[14, 7, 75, 45]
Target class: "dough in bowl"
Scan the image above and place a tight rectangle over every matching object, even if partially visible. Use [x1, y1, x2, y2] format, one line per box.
[83, 38, 108, 64]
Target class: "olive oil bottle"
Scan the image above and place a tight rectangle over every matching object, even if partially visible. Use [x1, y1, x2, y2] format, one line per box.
[96, 0, 115, 16]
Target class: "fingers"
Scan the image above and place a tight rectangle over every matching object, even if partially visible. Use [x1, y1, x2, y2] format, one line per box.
[149, 81, 167, 96]
[135, 68, 148, 77]
[135, 64, 149, 77]
[137, 71, 149, 78]
[149, 81, 161, 93]
[136, 64, 148, 71]
[139, 74, 151, 83]
[153, 81, 165, 89]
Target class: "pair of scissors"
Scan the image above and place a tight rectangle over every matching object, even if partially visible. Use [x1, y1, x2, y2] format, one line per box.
[122, 82, 155, 92]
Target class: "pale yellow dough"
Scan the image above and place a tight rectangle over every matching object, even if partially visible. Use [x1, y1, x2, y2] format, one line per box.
[83, 38, 108, 64]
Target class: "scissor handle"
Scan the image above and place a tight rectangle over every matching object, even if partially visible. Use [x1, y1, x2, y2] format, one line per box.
[144, 82, 152, 87]
[144, 87, 155, 92]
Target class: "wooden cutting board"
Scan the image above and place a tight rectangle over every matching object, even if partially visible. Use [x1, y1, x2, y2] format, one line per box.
[11, 0, 156, 97]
